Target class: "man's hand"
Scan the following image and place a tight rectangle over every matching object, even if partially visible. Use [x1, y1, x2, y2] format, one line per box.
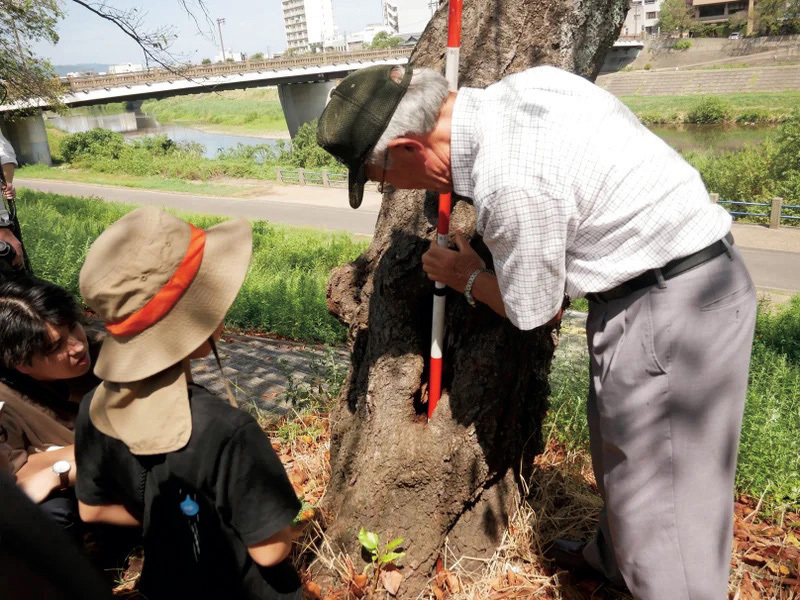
[2, 182, 14, 200]
[0, 227, 23, 268]
[422, 230, 485, 293]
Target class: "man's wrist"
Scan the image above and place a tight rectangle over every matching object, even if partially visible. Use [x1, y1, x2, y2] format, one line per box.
[464, 268, 493, 307]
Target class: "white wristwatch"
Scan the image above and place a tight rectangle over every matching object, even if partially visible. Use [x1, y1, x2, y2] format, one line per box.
[464, 268, 493, 307]
[51, 460, 71, 490]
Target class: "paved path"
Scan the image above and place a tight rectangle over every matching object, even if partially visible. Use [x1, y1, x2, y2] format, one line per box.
[17, 178, 382, 237]
[18, 178, 800, 293]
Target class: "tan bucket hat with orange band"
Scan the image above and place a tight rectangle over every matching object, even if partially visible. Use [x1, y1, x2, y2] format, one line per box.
[79, 206, 252, 455]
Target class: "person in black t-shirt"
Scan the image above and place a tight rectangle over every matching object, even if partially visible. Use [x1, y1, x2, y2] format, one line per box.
[74, 207, 302, 600]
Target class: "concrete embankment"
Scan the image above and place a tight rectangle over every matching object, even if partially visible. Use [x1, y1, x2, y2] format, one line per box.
[597, 64, 800, 96]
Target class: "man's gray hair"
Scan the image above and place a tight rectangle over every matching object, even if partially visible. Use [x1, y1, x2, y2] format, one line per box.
[368, 66, 449, 167]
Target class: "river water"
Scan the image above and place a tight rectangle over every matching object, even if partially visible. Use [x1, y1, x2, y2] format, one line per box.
[46, 110, 776, 158]
[45, 111, 284, 159]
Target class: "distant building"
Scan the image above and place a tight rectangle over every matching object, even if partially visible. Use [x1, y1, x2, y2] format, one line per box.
[382, 0, 435, 35]
[108, 62, 144, 75]
[282, 0, 338, 53]
[691, 0, 749, 25]
[621, 0, 663, 36]
[345, 23, 397, 51]
[214, 49, 246, 62]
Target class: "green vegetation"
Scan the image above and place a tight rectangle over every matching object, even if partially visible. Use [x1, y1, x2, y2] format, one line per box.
[737, 297, 800, 507]
[28, 121, 343, 186]
[621, 91, 800, 125]
[657, 0, 694, 35]
[366, 31, 402, 50]
[16, 163, 265, 197]
[672, 39, 692, 50]
[686, 97, 732, 124]
[17, 189, 367, 343]
[141, 88, 289, 135]
[684, 110, 800, 222]
[547, 296, 800, 508]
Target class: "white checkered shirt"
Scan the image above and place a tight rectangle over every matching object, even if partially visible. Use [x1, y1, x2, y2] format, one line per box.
[450, 66, 731, 330]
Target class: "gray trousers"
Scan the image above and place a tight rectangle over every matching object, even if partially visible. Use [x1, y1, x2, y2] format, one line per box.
[582, 244, 756, 600]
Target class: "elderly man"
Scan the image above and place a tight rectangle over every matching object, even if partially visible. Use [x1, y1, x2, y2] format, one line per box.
[317, 64, 757, 599]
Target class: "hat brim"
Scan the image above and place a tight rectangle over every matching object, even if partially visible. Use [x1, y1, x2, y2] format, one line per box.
[94, 217, 253, 383]
[348, 162, 367, 209]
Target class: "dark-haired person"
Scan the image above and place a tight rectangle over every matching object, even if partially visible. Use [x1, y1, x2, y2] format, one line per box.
[0, 274, 101, 539]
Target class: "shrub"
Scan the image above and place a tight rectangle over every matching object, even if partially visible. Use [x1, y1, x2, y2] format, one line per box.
[735, 109, 771, 124]
[644, 63, 653, 70]
[686, 97, 732, 124]
[59, 128, 126, 162]
[673, 39, 692, 50]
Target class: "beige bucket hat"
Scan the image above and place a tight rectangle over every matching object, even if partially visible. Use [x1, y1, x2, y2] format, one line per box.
[79, 206, 252, 454]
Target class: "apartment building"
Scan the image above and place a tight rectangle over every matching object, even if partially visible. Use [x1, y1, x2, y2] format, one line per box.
[282, 0, 338, 52]
[382, 0, 436, 35]
[622, 0, 664, 36]
[692, 0, 750, 24]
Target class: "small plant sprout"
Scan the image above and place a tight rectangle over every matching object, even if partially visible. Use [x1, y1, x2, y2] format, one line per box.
[357, 528, 405, 593]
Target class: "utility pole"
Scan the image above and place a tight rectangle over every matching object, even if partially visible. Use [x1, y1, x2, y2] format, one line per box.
[216, 17, 226, 61]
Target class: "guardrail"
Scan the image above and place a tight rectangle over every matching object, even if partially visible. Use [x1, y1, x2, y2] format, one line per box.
[275, 167, 382, 191]
[710, 194, 799, 229]
[61, 48, 413, 93]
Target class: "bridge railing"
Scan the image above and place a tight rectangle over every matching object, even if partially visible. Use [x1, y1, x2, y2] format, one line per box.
[61, 48, 413, 93]
[710, 193, 799, 229]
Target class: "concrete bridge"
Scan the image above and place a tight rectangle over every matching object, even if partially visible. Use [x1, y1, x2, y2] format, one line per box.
[0, 48, 412, 165]
[0, 41, 640, 166]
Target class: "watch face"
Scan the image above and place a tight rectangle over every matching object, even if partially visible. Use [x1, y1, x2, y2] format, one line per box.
[52, 460, 71, 475]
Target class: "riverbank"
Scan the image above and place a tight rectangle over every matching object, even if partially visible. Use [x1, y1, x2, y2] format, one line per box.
[140, 87, 289, 137]
[620, 90, 800, 125]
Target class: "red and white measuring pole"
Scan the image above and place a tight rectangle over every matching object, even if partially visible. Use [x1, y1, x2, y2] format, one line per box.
[428, 0, 463, 420]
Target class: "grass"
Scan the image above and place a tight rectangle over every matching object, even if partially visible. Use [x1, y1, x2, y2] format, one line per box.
[547, 298, 800, 510]
[141, 87, 289, 136]
[16, 163, 269, 197]
[16, 189, 367, 344]
[621, 91, 800, 125]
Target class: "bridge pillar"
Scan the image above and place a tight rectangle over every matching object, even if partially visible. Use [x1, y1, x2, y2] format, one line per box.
[0, 111, 52, 166]
[277, 81, 336, 138]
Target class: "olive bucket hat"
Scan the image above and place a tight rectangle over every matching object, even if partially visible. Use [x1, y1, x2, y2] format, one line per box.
[79, 207, 252, 454]
[317, 64, 413, 209]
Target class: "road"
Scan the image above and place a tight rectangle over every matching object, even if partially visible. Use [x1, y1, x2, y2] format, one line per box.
[17, 178, 800, 294]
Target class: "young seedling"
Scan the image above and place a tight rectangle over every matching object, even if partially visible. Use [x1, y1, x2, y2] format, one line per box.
[357, 528, 405, 593]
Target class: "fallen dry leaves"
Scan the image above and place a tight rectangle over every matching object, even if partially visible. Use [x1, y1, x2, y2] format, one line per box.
[111, 410, 800, 600]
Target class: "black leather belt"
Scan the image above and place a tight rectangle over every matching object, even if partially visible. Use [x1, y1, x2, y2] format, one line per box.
[586, 232, 734, 304]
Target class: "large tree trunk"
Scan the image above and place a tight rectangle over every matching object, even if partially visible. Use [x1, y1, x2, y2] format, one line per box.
[322, 1, 627, 596]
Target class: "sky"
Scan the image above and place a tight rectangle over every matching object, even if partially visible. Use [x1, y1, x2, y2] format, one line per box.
[32, 0, 384, 66]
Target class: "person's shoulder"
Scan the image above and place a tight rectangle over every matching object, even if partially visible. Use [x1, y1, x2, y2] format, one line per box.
[188, 385, 255, 432]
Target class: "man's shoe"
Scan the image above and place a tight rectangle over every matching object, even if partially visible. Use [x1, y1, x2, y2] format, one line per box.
[543, 538, 601, 577]
[544, 539, 629, 590]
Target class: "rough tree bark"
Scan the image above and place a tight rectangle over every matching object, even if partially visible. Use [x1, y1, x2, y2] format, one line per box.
[322, 1, 628, 596]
